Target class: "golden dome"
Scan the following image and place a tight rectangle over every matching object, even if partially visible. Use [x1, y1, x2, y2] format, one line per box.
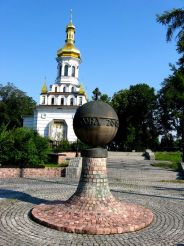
[57, 43, 80, 59]
[78, 84, 85, 95]
[41, 82, 47, 94]
[57, 13, 80, 59]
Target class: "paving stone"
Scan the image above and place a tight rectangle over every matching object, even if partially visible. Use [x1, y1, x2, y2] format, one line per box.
[0, 159, 184, 245]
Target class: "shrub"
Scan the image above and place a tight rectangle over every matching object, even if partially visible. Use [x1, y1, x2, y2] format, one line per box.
[0, 127, 50, 167]
[34, 133, 51, 164]
[52, 139, 90, 153]
[0, 125, 14, 166]
[53, 139, 71, 152]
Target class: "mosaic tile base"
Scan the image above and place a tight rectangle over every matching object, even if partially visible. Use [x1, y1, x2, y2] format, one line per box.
[31, 157, 153, 234]
[32, 199, 153, 234]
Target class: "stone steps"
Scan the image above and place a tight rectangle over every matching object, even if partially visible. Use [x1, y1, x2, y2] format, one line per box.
[108, 150, 155, 160]
[108, 151, 145, 160]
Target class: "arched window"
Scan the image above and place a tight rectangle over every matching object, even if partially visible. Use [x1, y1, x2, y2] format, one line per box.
[59, 66, 62, 76]
[42, 96, 45, 104]
[51, 97, 55, 105]
[71, 87, 74, 92]
[55, 87, 57, 92]
[61, 98, 64, 105]
[70, 98, 74, 106]
[79, 96, 82, 106]
[64, 65, 69, 76]
[63, 87, 66, 93]
[72, 66, 75, 77]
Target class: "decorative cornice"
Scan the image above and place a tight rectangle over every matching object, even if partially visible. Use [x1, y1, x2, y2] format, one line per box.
[37, 105, 79, 109]
[47, 92, 78, 95]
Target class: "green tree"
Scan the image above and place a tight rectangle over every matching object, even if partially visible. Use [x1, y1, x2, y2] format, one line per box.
[111, 89, 130, 149]
[0, 83, 36, 128]
[160, 133, 175, 150]
[158, 68, 184, 159]
[112, 84, 158, 150]
[100, 94, 111, 104]
[156, 8, 184, 62]
[157, 7, 184, 158]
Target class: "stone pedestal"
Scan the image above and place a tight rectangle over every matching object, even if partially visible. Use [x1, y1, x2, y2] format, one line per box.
[65, 157, 82, 180]
[31, 156, 153, 234]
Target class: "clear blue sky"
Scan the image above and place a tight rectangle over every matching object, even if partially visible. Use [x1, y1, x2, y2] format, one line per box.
[0, 0, 183, 103]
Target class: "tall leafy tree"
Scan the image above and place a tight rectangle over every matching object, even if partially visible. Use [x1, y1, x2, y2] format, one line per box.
[156, 8, 184, 63]
[0, 83, 36, 128]
[157, 8, 184, 158]
[111, 89, 130, 149]
[158, 67, 184, 158]
[112, 84, 158, 150]
[100, 94, 111, 104]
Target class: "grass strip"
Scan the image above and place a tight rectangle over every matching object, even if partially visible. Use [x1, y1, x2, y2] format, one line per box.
[152, 151, 182, 171]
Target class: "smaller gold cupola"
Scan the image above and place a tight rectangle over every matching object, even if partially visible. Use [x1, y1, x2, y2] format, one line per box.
[78, 84, 85, 95]
[41, 81, 47, 94]
[65, 12, 75, 45]
[57, 10, 81, 59]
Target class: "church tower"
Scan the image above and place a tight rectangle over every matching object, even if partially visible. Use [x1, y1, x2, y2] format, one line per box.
[24, 14, 87, 142]
[40, 13, 87, 107]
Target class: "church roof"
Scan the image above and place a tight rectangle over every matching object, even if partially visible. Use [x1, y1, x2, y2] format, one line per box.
[57, 12, 81, 59]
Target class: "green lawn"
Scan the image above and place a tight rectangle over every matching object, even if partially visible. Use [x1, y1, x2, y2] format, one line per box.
[155, 151, 182, 162]
[152, 151, 182, 171]
[43, 161, 69, 168]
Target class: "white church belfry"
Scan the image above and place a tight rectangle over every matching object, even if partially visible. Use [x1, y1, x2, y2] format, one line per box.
[24, 14, 87, 142]
[39, 14, 86, 108]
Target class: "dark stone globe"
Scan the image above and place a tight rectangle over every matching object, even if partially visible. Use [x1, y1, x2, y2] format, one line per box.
[73, 101, 119, 147]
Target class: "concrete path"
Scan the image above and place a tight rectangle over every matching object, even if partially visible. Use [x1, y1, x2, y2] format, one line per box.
[0, 159, 184, 246]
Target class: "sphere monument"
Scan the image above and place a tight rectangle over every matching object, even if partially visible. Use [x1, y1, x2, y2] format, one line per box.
[31, 101, 153, 234]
